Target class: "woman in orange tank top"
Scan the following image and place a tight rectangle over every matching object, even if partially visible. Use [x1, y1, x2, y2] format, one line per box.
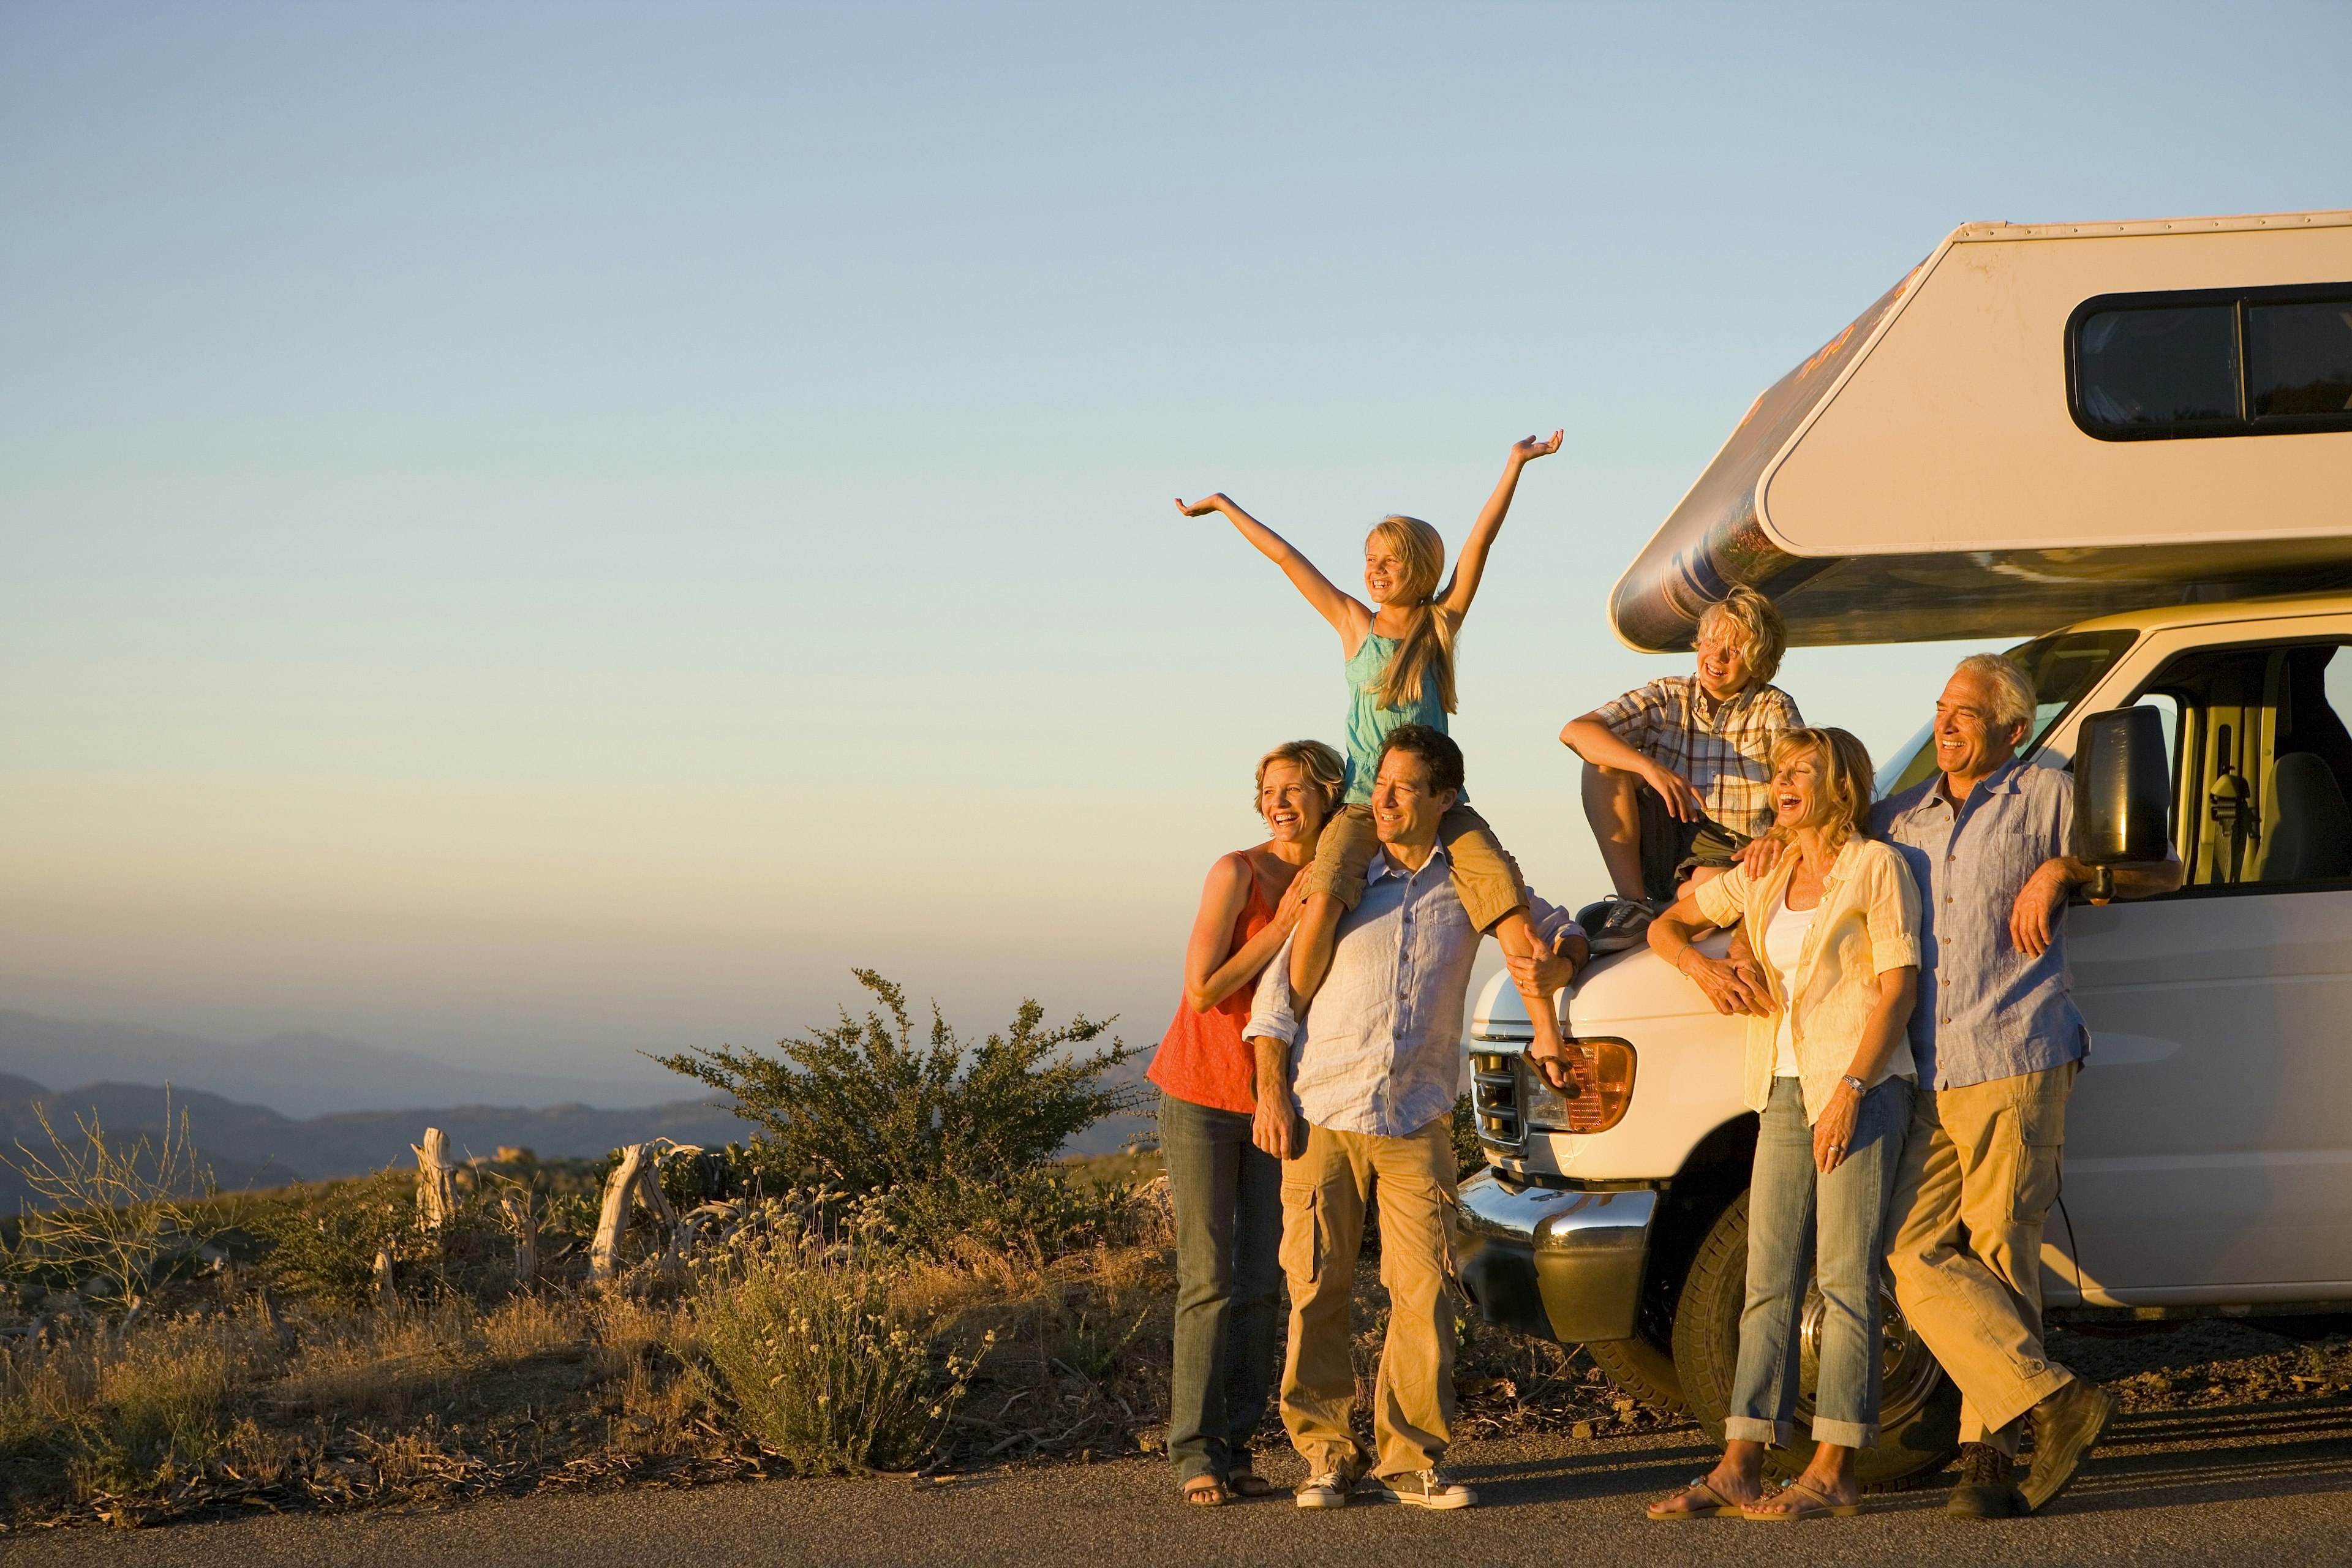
[1149, 739, 1343, 1506]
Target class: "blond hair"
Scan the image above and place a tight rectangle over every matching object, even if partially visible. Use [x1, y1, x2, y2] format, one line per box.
[1254, 739, 1346, 820]
[1365, 515, 1458, 714]
[1697, 585, 1787, 688]
[1762, 727, 1875, 853]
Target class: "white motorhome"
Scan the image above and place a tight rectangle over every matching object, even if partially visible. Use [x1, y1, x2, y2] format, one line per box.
[1457, 209, 2352, 1488]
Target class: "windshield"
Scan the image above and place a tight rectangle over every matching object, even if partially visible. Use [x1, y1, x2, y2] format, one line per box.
[1872, 630, 2139, 799]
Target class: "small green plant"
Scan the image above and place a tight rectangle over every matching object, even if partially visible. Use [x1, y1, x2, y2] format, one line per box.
[690, 1235, 976, 1474]
[4, 1092, 215, 1308]
[1053, 1302, 1149, 1384]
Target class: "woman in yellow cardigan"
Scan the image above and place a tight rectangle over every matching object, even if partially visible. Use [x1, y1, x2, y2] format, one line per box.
[1643, 728, 1922, 1521]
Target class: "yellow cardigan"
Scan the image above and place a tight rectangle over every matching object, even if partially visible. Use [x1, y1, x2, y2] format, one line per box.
[1693, 835, 1922, 1123]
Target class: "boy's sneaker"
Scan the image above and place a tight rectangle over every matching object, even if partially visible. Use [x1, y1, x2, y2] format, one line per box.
[1363, 1469, 1479, 1510]
[1294, 1472, 1353, 1509]
[1589, 897, 1656, 954]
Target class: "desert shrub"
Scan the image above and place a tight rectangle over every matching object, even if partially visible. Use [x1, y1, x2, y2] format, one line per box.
[3, 1096, 216, 1307]
[654, 970, 1141, 1260]
[690, 1235, 976, 1474]
[247, 1170, 415, 1305]
[887, 1165, 1132, 1265]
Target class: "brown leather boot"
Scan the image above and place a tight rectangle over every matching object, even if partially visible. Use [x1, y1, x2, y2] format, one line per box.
[1944, 1442, 2027, 1518]
[2022, 1376, 2116, 1514]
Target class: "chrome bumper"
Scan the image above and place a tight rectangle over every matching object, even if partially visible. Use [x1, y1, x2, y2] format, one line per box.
[1455, 1171, 1657, 1344]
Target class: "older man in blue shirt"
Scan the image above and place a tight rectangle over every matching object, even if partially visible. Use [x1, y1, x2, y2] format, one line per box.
[1872, 654, 2180, 1519]
[1246, 725, 1582, 1514]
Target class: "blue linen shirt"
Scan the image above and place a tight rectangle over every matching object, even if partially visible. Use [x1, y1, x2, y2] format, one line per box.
[1245, 845, 1578, 1137]
[1869, 758, 2086, 1091]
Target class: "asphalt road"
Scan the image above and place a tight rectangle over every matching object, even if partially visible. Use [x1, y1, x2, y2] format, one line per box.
[6, 1399, 2347, 1568]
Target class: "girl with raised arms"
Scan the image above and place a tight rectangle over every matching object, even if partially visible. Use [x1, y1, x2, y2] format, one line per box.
[1175, 432, 1574, 1084]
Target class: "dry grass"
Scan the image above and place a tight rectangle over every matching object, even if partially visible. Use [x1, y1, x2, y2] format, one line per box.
[12, 1148, 2339, 1536]
[480, 1294, 584, 1361]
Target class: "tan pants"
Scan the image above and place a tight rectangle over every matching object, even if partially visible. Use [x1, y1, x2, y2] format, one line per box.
[1302, 803, 1525, 934]
[1884, 1061, 2078, 1455]
[1278, 1117, 1458, 1480]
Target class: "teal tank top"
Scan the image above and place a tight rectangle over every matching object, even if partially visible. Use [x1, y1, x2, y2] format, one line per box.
[1341, 633, 1461, 805]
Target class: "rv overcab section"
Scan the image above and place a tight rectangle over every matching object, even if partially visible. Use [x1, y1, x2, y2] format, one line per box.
[1610, 210, 2352, 653]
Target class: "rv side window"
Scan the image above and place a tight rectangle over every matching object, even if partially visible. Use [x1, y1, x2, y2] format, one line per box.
[2068, 282, 2352, 440]
[2077, 306, 2239, 428]
[2249, 301, 2352, 418]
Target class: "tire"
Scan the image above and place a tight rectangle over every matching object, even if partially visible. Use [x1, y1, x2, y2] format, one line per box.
[1586, 1335, 1687, 1416]
[1669, 1189, 1958, 1490]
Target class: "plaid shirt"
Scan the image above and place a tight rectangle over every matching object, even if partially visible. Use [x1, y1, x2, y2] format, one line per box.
[1592, 676, 1801, 838]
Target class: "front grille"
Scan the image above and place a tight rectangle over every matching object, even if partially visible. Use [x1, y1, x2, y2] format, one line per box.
[1469, 1050, 1525, 1152]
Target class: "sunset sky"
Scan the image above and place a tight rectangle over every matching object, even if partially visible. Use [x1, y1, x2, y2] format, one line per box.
[4, 2, 2347, 1100]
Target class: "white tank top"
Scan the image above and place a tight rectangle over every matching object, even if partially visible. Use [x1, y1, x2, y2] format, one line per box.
[1765, 887, 1818, 1077]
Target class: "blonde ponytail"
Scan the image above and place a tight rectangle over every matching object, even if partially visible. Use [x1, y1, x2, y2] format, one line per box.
[1366, 515, 1458, 714]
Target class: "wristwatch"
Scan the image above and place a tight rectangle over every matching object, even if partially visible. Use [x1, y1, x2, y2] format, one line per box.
[1841, 1074, 1866, 1095]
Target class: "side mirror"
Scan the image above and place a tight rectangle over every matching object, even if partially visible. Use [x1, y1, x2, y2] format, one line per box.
[2074, 705, 2171, 903]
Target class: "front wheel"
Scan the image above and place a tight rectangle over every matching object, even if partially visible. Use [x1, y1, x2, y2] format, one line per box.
[1585, 1335, 1686, 1416]
[1670, 1190, 1958, 1490]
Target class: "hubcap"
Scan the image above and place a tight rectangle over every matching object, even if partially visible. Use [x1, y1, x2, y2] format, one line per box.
[1794, 1275, 1947, 1433]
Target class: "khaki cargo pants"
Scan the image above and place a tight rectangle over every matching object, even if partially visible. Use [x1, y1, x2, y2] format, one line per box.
[1278, 1117, 1459, 1481]
[1884, 1061, 2079, 1455]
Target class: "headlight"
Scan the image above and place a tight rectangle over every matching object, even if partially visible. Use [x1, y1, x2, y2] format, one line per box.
[1523, 1038, 1638, 1134]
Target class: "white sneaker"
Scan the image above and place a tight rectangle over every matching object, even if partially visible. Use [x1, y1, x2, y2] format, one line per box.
[1295, 1472, 1352, 1509]
[1363, 1469, 1479, 1510]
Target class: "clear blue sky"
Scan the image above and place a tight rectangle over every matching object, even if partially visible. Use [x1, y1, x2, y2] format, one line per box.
[3, 2, 2347, 1093]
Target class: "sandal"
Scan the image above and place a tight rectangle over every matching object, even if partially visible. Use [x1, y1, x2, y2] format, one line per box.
[1182, 1476, 1228, 1507]
[1647, 1476, 1745, 1519]
[1229, 1465, 1273, 1499]
[1741, 1478, 1861, 1520]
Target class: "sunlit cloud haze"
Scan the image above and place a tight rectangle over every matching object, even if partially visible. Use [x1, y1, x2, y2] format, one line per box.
[3, 2, 2347, 1098]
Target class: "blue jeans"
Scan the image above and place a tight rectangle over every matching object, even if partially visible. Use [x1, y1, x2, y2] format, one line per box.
[1159, 1091, 1284, 1485]
[1727, 1075, 1912, 1450]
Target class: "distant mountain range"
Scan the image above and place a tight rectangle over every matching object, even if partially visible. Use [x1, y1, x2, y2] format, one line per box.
[0, 1071, 749, 1211]
[0, 1009, 1160, 1211]
[0, 1011, 685, 1118]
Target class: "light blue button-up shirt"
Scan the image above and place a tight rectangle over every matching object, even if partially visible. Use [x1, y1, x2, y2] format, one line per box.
[1245, 846, 1578, 1137]
[1870, 758, 2086, 1091]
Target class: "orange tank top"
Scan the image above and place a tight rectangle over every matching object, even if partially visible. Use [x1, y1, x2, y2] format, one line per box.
[1147, 861, 1278, 1116]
